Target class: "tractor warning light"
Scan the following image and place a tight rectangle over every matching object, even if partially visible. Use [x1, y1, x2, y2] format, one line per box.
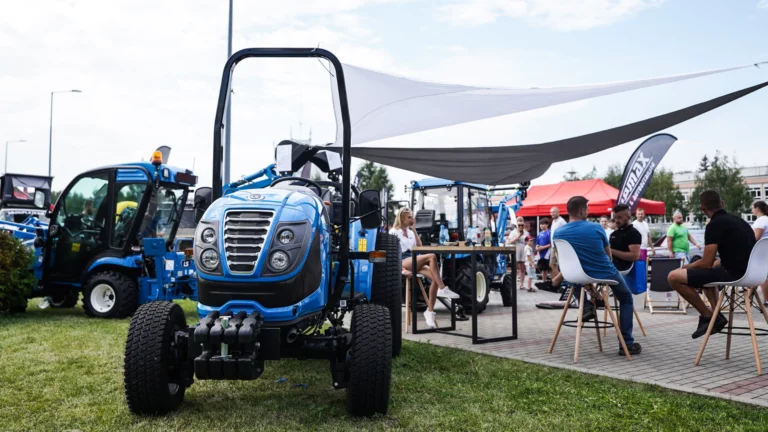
[151, 151, 163, 166]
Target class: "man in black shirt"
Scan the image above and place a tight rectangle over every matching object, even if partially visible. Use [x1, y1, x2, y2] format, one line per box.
[668, 190, 757, 339]
[610, 204, 642, 271]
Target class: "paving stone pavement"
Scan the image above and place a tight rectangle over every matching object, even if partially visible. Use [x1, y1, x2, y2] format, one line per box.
[402, 287, 768, 407]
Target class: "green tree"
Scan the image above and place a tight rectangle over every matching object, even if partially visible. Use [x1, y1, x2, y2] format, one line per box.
[644, 168, 686, 219]
[698, 155, 710, 172]
[564, 165, 597, 181]
[356, 161, 397, 221]
[692, 152, 750, 219]
[0, 234, 35, 313]
[602, 164, 623, 189]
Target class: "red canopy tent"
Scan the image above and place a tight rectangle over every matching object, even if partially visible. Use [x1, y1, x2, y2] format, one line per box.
[512, 179, 665, 217]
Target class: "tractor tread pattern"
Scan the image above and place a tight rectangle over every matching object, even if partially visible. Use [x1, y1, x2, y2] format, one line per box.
[346, 303, 392, 417]
[83, 270, 138, 318]
[124, 301, 186, 415]
[370, 232, 403, 357]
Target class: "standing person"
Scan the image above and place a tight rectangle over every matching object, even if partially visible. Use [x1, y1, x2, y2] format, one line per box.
[554, 197, 641, 355]
[632, 208, 655, 259]
[535, 218, 552, 283]
[608, 218, 617, 232]
[507, 216, 529, 287]
[600, 215, 614, 240]
[667, 210, 701, 264]
[668, 190, 756, 338]
[390, 208, 460, 328]
[524, 236, 536, 292]
[751, 201, 768, 305]
[549, 206, 567, 278]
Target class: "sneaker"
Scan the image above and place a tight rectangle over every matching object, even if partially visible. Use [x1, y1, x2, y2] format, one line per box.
[437, 287, 460, 299]
[423, 310, 436, 328]
[618, 342, 642, 356]
[691, 315, 729, 339]
[535, 281, 551, 290]
[581, 309, 596, 322]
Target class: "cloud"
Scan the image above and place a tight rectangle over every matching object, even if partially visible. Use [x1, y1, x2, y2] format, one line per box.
[436, 0, 666, 30]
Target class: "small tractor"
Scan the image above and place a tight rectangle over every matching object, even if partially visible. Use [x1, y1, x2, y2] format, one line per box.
[12, 147, 199, 316]
[123, 48, 400, 418]
[407, 178, 526, 312]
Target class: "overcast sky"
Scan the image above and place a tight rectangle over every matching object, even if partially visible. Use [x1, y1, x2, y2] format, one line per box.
[2, 0, 767, 200]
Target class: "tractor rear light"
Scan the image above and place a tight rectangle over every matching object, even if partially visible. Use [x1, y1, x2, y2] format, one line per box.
[368, 250, 386, 263]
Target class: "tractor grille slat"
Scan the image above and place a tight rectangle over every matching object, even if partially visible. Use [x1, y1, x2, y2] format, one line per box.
[223, 210, 273, 274]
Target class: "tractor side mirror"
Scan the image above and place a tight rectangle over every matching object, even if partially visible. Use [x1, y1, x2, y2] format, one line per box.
[193, 187, 213, 224]
[359, 189, 382, 230]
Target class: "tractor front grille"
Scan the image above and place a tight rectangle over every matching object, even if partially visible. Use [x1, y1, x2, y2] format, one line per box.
[223, 210, 274, 274]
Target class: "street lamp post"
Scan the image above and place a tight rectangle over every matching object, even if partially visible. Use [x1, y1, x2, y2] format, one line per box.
[48, 89, 82, 176]
[4, 139, 26, 173]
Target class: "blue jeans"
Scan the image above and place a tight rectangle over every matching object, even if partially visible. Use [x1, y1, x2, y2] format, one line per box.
[571, 269, 635, 346]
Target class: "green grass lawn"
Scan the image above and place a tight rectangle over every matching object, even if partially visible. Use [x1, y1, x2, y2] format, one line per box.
[2, 299, 768, 431]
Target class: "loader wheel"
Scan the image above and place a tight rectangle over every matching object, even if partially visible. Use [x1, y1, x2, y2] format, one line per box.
[500, 274, 515, 307]
[82, 271, 138, 318]
[454, 262, 490, 314]
[370, 232, 402, 357]
[50, 290, 79, 308]
[346, 304, 392, 417]
[124, 301, 188, 415]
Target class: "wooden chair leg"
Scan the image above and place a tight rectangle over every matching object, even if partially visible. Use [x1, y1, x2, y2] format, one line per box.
[745, 288, 763, 375]
[695, 286, 727, 366]
[592, 286, 602, 353]
[549, 283, 575, 353]
[574, 285, 587, 363]
[725, 287, 736, 360]
[603, 288, 631, 361]
[603, 289, 609, 337]
[633, 307, 647, 337]
[405, 279, 411, 333]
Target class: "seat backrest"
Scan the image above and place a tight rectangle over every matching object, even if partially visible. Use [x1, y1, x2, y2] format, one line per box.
[737, 237, 768, 286]
[553, 239, 593, 285]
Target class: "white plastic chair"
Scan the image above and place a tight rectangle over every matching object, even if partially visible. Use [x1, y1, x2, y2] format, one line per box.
[696, 238, 768, 375]
[549, 239, 632, 362]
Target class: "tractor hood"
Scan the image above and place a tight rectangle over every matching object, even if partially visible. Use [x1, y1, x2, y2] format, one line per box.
[201, 187, 322, 223]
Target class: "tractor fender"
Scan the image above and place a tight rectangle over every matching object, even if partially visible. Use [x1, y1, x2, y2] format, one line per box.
[85, 254, 142, 282]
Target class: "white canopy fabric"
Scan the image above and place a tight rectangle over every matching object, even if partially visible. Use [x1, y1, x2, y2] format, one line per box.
[331, 61, 767, 146]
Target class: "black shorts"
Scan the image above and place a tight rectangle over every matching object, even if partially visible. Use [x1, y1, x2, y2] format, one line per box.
[537, 258, 550, 271]
[687, 267, 738, 288]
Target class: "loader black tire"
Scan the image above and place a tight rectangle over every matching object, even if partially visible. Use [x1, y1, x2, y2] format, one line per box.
[370, 232, 402, 357]
[454, 262, 490, 314]
[500, 273, 515, 307]
[346, 303, 392, 417]
[82, 270, 138, 318]
[50, 290, 79, 308]
[124, 301, 188, 415]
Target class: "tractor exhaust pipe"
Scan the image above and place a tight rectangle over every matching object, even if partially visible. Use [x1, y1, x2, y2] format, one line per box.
[286, 327, 299, 344]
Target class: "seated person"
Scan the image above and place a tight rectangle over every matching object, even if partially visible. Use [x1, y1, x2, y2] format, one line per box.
[390, 208, 459, 328]
[553, 196, 641, 356]
[668, 190, 756, 339]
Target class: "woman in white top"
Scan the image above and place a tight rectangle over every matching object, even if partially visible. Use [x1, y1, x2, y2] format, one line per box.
[389, 208, 459, 328]
[506, 216, 529, 286]
[751, 201, 768, 304]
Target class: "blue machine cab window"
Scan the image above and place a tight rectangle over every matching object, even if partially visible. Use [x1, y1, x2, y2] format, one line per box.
[112, 183, 147, 248]
[138, 185, 187, 245]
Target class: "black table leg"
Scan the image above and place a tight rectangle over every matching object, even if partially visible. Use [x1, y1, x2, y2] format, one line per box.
[411, 252, 417, 333]
[471, 251, 478, 344]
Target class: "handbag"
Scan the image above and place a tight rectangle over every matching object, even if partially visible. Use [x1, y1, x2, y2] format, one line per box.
[624, 260, 648, 295]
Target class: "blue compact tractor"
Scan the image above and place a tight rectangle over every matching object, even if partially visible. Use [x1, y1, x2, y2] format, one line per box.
[123, 48, 401, 417]
[13, 147, 199, 316]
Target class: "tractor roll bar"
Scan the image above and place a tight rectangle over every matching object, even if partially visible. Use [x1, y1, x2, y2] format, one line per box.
[211, 47, 353, 305]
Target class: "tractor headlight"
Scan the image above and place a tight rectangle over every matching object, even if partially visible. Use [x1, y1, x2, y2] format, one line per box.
[200, 249, 219, 270]
[270, 250, 290, 271]
[201, 228, 216, 244]
[278, 229, 294, 244]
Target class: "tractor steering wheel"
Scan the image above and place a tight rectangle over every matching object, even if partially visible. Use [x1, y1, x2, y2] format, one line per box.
[270, 177, 323, 197]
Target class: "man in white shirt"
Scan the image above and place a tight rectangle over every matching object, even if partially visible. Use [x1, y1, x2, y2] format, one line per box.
[632, 207, 655, 258]
[600, 215, 614, 240]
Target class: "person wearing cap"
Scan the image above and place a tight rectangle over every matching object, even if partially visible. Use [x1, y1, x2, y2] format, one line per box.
[667, 210, 701, 264]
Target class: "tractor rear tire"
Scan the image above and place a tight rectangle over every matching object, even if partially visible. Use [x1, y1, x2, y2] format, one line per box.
[50, 290, 79, 308]
[454, 262, 490, 314]
[346, 303, 392, 417]
[82, 271, 138, 318]
[124, 301, 188, 415]
[370, 232, 402, 358]
[500, 274, 515, 307]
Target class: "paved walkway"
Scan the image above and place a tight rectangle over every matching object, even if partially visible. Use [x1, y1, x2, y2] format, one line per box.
[403, 287, 768, 407]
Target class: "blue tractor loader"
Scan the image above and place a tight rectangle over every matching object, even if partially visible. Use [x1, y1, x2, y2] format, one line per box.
[123, 48, 401, 418]
[16, 147, 199, 316]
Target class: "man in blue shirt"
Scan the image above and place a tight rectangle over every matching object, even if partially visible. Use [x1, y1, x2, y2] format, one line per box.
[553, 196, 641, 356]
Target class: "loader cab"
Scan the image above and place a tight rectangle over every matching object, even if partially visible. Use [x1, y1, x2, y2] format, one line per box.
[40, 162, 196, 286]
[0, 173, 52, 224]
[409, 178, 490, 243]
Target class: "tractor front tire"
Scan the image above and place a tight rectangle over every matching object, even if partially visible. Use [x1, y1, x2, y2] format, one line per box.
[50, 290, 79, 308]
[124, 301, 188, 415]
[82, 271, 138, 318]
[370, 232, 402, 357]
[500, 273, 515, 307]
[454, 262, 491, 314]
[346, 303, 392, 417]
